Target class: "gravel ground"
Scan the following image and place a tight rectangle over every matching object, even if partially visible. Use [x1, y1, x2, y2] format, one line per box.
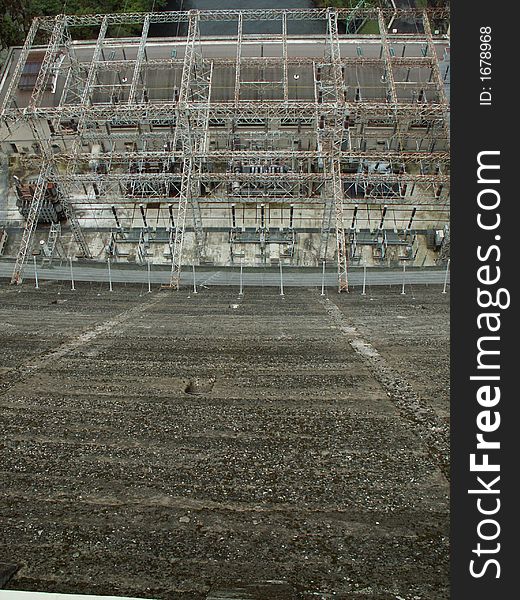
[0, 282, 449, 600]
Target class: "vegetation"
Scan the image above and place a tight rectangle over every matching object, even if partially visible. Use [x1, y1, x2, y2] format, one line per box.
[0, 0, 164, 50]
[315, 1, 382, 8]
[314, 1, 382, 35]
[316, 1, 450, 9]
[359, 20, 380, 34]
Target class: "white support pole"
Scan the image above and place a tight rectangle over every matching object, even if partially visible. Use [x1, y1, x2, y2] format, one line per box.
[401, 262, 406, 295]
[344, 253, 349, 294]
[239, 262, 243, 296]
[279, 261, 284, 297]
[69, 256, 75, 291]
[442, 258, 450, 294]
[192, 264, 197, 294]
[107, 257, 113, 292]
[33, 255, 39, 289]
[321, 260, 326, 296]
[362, 265, 367, 296]
[147, 260, 151, 293]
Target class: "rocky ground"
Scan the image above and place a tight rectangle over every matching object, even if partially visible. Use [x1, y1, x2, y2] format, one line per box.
[0, 281, 450, 600]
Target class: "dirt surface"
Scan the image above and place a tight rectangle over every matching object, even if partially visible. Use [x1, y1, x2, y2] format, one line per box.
[338, 285, 450, 419]
[0, 282, 450, 600]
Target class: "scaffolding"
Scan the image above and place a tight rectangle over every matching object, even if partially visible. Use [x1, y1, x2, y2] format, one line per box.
[0, 7, 450, 289]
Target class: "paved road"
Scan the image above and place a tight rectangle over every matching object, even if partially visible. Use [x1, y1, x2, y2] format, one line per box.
[0, 261, 450, 289]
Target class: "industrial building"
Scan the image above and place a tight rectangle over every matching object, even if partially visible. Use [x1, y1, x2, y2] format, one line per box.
[0, 7, 452, 598]
[0, 7, 450, 289]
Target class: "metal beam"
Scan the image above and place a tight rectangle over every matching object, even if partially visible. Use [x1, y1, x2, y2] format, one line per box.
[11, 163, 51, 285]
[4, 100, 448, 125]
[30, 8, 448, 29]
[422, 9, 450, 149]
[170, 10, 205, 288]
[234, 13, 243, 107]
[48, 171, 450, 186]
[29, 16, 67, 109]
[282, 12, 289, 103]
[128, 14, 150, 104]
[0, 18, 40, 115]
[332, 159, 348, 292]
[378, 10, 397, 105]
[56, 149, 450, 165]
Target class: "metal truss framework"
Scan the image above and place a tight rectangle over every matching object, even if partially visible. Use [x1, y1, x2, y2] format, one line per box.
[0, 7, 450, 289]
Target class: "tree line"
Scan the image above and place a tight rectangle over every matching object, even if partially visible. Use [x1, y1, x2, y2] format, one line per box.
[0, 1, 164, 50]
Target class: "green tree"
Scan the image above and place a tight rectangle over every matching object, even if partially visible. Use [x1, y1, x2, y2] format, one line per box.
[0, 0, 163, 50]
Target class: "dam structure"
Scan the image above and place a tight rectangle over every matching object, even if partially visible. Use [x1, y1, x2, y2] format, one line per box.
[0, 7, 450, 290]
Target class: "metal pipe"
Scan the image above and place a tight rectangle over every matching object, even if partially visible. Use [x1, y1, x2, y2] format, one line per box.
[378, 205, 387, 230]
[351, 205, 358, 230]
[192, 264, 197, 294]
[442, 258, 450, 294]
[111, 205, 121, 229]
[343, 253, 349, 294]
[401, 262, 406, 295]
[139, 204, 148, 228]
[279, 260, 284, 297]
[147, 260, 151, 293]
[69, 256, 75, 291]
[231, 204, 236, 228]
[168, 203, 175, 228]
[321, 260, 326, 296]
[33, 255, 39, 289]
[239, 261, 243, 296]
[407, 206, 417, 231]
[107, 257, 113, 292]
[362, 265, 367, 295]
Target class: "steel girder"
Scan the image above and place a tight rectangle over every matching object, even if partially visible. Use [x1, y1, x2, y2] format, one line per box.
[30, 8, 448, 29]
